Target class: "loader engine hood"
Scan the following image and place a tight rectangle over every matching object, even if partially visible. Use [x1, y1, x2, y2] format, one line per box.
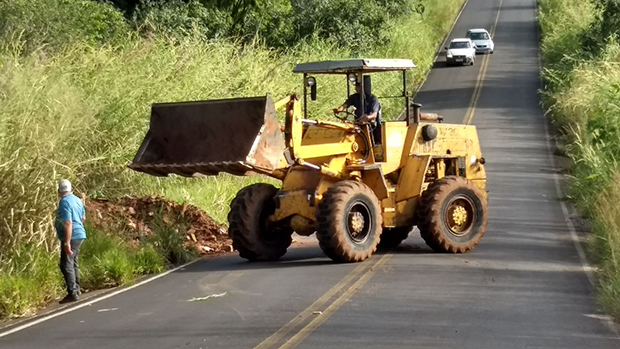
[129, 96, 286, 177]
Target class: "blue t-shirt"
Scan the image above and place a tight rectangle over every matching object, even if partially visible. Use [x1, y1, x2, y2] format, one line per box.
[345, 93, 382, 124]
[55, 194, 87, 242]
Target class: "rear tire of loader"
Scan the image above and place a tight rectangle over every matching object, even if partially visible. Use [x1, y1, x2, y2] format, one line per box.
[417, 176, 487, 253]
[228, 184, 292, 261]
[316, 181, 382, 263]
[378, 226, 412, 249]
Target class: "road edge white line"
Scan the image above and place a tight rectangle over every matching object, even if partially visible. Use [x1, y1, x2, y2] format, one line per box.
[0, 259, 200, 338]
[541, 121, 597, 287]
[539, 51, 620, 343]
[534, 0, 620, 338]
[533, 0, 595, 292]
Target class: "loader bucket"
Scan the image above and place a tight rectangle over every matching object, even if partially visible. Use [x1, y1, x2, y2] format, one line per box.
[129, 96, 285, 177]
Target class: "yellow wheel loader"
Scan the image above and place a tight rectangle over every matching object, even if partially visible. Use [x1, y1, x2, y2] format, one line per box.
[130, 59, 488, 263]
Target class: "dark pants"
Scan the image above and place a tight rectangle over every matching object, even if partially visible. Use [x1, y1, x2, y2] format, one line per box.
[60, 239, 84, 296]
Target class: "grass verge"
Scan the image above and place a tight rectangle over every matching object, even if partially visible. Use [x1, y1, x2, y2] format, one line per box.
[0, 214, 194, 319]
[539, 0, 620, 320]
[0, 0, 465, 320]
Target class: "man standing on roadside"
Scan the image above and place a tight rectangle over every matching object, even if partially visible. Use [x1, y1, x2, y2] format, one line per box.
[55, 179, 87, 304]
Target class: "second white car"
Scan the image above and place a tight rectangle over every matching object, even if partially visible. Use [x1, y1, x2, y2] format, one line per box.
[467, 28, 494, 54]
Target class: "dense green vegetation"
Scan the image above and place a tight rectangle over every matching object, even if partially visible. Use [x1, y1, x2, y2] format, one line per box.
[0, 218, 182, 318]
[539, 0, 620, 320]
[0, 0, 464, 319]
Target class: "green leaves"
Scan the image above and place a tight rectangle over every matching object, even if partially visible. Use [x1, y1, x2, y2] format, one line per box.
[0, 0, 130, 55]
[540, 0, 620, 321]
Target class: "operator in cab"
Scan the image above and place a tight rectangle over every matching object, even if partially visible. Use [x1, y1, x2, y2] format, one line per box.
[333, 82, 383, 144]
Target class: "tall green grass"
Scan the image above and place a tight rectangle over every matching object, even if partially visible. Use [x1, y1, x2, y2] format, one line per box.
[0, 0, 464, 319]
[0, 0, 464, 247]
[0, 0, 130, 54]
[0, 218, 186, 319]
[539, 0, 620, 320]
[0, 244, 62, 318]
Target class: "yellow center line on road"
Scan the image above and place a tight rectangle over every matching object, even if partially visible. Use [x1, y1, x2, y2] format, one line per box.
[463, 0, 504, 125]
[253, 259, 372, 349]
[277, 254, 392, 349]
[256, 2, 505, 347]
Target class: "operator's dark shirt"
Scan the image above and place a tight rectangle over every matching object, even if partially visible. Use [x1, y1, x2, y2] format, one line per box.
[345, 93, 382, 125]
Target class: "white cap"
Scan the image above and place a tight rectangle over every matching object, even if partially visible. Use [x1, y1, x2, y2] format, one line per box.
[58, 179, 72, 193]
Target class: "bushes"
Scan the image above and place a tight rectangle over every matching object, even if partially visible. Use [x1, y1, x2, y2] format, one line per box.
[0, 0, 465, 319]
[539, 0, 620, 320]
[0, 0, 465, 260]
[148, 210, 197, 265]
[0, 221, 189, 318]
[591, 172, 620, 320]
[131, 0, 231, 41]
[128, 0, 419, 52]
[0, 246, 62, 318]
[290, 0, 413, 53]
[0, 0, 130, 54]
[131, 244, 166, 275]
[581, 0, 620, 54]
[79, 227, 136, 288]
[539, 0, 598, 75]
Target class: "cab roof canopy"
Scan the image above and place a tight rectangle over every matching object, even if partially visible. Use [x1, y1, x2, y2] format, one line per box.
[293, 59, 417, 74]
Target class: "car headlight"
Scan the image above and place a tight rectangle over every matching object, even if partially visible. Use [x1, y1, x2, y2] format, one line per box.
[447, 52, 453, 58]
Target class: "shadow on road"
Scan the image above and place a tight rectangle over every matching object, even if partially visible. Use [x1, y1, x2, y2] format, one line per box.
[179, 241, 435, 273]
[432, 61, 450, 69]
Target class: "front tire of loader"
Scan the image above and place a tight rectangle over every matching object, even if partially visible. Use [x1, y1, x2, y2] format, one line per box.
[228, 184, 292, 261]
[378, 226, 412, 249]
[417, 176, 487, 253]
[316, 181, 382, 263]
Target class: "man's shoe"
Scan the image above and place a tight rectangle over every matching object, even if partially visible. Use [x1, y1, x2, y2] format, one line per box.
[59, 294, 79, 304]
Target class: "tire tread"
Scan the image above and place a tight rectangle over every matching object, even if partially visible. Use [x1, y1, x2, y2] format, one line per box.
[417, 176, 487, 253]
[227, 184, 292, 261]
[316, 181, 382, 263]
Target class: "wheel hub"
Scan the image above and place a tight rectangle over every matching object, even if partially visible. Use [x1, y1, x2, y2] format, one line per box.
[349, 211, 365, 236]
[452, 205, 468, 226]
[445, 196, 476, 236]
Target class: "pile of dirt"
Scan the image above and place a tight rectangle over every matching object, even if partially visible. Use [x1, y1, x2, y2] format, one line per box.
[86, 196, 232, 255]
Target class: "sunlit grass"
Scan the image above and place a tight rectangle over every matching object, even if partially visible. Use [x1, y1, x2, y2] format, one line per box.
[539, 0, 620, 321]
[0, 0, 464, 320]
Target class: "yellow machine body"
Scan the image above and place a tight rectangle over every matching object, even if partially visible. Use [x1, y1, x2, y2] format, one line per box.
[130, 93, 486, 236]
[131, 59, 488, 263]
[268, 96, 486, 235]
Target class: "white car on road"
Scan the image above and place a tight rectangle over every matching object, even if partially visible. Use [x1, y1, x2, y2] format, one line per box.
[467, 28, 494, 54]
[445, 38, 476, 66]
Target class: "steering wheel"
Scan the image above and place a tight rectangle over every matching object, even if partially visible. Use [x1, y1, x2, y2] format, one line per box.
[354, 118, 372, 126]
[333, 110, 357, 122]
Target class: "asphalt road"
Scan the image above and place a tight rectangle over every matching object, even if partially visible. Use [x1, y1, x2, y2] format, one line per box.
[2, 0, 620, 348]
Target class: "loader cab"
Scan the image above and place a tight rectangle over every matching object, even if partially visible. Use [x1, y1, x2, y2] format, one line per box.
[293, 58, 420, 123]
[293, 59, 422, 160]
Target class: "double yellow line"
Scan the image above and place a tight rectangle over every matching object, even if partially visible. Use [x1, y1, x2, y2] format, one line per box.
[463, 0, 504, 125]
[255, 2, 505, 347]
[254, 254, 392, 349]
